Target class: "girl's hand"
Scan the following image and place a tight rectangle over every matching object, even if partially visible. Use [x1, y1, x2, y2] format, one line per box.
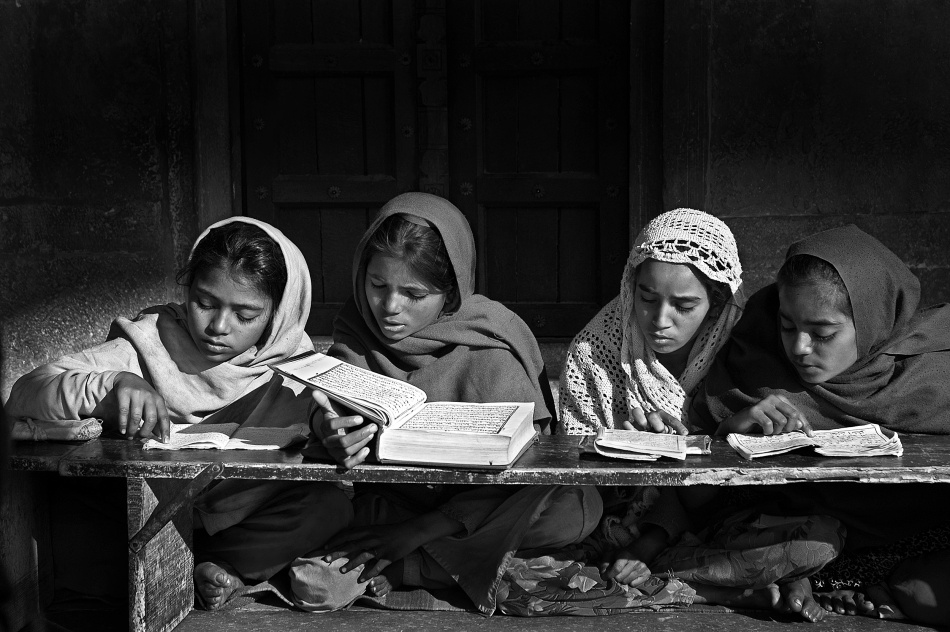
[600, 547, 652, 587]
[719, 394, 813, 436]
[624, 408, 689, 435]
[112, 372, 169, 442]
[310, 390, 377, 469]
[323, 522, 421, 583]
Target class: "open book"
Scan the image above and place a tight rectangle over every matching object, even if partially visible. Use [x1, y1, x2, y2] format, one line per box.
[271, 351, 537, 469]
[726, 423, 903, 460]
[143, 422, 309, 451]
[580, 428, 712, 461]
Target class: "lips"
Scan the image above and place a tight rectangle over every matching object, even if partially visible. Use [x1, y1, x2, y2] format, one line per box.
[201, 338, 230, 351]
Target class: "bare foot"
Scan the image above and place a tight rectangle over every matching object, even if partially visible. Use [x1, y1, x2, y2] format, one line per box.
[367, 560, 404, 598]
[194, 561, 244, 610]
[779, 578, 825, 622]
[815, 588, 877, 617]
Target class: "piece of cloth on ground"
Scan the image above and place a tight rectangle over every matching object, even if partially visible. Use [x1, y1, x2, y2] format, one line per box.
[495, 509, 843, 616]
[289, 484, 601, 614]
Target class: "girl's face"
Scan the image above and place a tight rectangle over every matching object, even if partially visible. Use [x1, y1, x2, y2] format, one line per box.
[778, 282, 858, 383]
[186, 264, 273, 362]
[365, 254, 447, 341]
[634, 260, 714, 357]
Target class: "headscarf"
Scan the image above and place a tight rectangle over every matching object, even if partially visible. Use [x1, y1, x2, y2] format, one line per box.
[619, 208, 745, 423]
[558, 209, 745, 433]
[698, 224, 950, 434]
[108, 216, 314, 426]
[329, 192, 552, 424]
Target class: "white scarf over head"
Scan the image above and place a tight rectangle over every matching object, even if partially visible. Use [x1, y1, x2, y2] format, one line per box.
[559, 208, 745, 434]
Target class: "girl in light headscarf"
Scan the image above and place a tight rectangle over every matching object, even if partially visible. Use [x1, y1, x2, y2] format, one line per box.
[7, 217, 352, 610]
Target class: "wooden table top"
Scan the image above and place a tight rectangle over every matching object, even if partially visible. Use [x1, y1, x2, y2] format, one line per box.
[12, 434, 950, 486]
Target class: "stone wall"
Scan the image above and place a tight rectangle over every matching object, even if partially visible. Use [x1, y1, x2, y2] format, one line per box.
[664, 0, 950, 303]
[0, 0, 196, 400]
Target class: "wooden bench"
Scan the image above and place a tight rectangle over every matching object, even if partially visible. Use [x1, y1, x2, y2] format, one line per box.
[8, 434, 950, 632]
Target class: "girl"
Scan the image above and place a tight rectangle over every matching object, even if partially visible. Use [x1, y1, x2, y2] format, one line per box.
[293, 192, 601, 614]
[699, 224, 950, 625]
[7, 217, 352, 611]
[559, 207, 745, 435]
[503, 209, 840, 621]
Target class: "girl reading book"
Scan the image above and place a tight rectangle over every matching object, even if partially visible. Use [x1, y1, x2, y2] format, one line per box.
[698, 225, 950, 624]
[296, 192, 601, 614]
[7, 217, 352, 611]
[501, 209, 841, 621]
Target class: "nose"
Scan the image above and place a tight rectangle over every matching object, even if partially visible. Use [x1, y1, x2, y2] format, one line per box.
[792, 332, 812, 356]
[653, 304, 673, 329]
[208, 310, 230, 335]
[382, 292, 402, 315]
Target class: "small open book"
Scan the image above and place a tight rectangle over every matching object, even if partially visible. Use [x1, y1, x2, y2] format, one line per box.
[271, 351, 537, 469]
[143, 422, 309, 451]
[580, 428, 712, 461]
[726, 423, 903, 460]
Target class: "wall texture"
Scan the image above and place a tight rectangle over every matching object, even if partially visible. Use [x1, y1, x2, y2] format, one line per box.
[0, 0, 196, 400]
[664, 0, 950, 303]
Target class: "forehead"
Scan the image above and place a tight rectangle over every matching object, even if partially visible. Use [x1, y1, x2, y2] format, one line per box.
[778, 282, 850, 322]
[192, 264, 269, 306]
[366, 254, 431, 286]
[637, 260, 706, 295]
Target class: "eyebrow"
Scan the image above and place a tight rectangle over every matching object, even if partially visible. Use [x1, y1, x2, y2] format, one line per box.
[778, 310, 843, 326]
[637, 283, 703, 302]
[193, 286, 266, 312]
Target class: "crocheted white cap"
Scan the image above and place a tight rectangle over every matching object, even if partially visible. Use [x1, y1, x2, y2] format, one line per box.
[626, 208, 742, 294]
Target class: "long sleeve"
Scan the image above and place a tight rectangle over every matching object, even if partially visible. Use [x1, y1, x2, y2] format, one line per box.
[6, 337, 142, 422]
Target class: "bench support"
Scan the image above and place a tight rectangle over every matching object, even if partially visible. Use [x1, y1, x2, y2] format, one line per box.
[126, 468, 219, 632]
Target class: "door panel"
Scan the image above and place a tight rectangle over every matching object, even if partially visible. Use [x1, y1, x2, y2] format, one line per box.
[447, 0, 629, 337]
[240, 0, 414, 332]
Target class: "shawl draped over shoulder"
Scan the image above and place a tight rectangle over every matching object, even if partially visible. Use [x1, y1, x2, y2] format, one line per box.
[7, 216, 314, 429]
[697, 224, 950, 434]
[328, 191, 553, 426]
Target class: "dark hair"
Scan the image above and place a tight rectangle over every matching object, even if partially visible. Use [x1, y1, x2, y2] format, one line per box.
[694, 269, 731, 319]
[776, 254, 853, 319]
[176, 222, 288, 310]
[364, 214, 459, 309]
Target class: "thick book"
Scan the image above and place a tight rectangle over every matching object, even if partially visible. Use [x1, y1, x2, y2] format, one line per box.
[143, 422, 309, 451]
[580, 428, 712, 461]
[271, 351, 537, 469]
[726, 423, 903, 460]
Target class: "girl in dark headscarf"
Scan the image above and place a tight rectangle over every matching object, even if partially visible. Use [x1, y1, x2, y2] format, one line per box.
[697, 224, 950, 624]
[292, 192, 601, 614]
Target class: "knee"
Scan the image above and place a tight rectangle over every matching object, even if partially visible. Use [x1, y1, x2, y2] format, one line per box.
[288, 483, 354, 549]
[888, 554, 950, 626]
[525, 485, 603, 549]
[289, 555, 365, 612]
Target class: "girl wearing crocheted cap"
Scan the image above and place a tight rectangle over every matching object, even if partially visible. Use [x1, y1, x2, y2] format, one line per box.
[558, 207, 746, 436]
[507, 209, 839, 621]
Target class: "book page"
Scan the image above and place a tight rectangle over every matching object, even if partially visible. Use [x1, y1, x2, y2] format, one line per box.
[811, 424, 890, 448]
[144, 423, 232, 451]
[229, 424, 309, 450]
[597, 429, 684, 451]
[399, 402, 518, 433]
[303, 362, 422, 415]
[728, 432, 814, 454]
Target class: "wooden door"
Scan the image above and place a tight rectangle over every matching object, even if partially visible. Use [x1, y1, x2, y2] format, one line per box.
[239, 1, 630, 338]
[239, 0, 416, 332]
[446, 0, 630, 338]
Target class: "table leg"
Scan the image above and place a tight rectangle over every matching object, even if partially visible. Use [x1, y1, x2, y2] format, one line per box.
[126, 476, 196, 632]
